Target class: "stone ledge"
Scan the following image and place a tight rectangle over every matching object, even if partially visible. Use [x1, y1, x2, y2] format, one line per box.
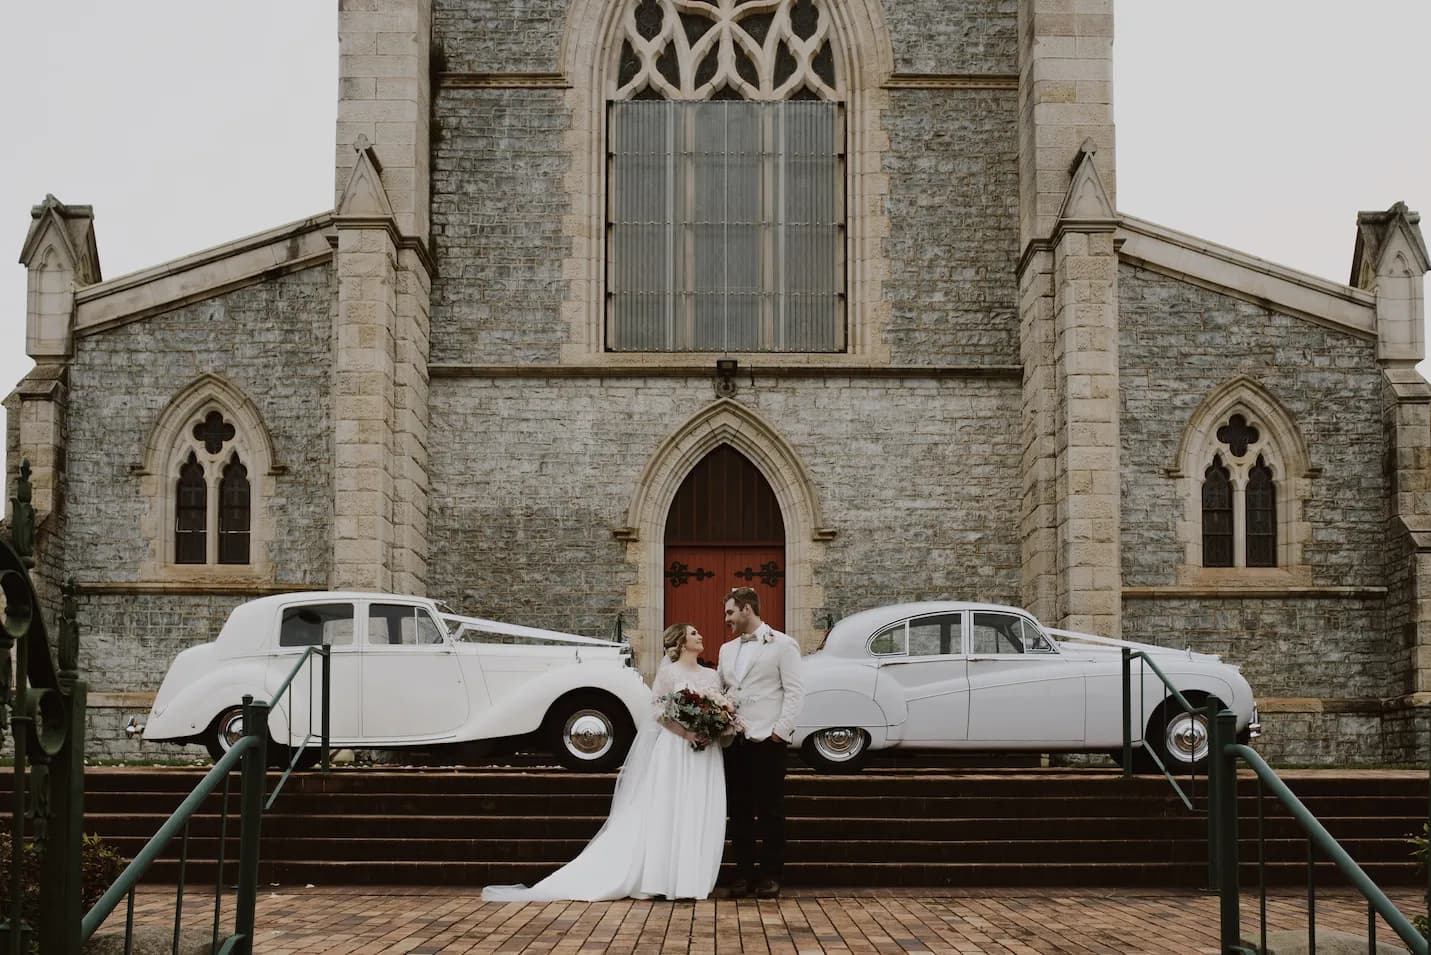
[74, 581, 310, 597]
[89, 691, 158, 708]
[1259, 694, 1431, 714]
[1257, 697, 1385, 714]
[438, 71, 570, 89]
[884, 73, 1018, 90]
[1122, 585, 1387, 600]
[429, 362, 1025, 379]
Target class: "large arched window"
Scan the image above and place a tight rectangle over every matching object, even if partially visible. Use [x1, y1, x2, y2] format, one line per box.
[164, 411, 253, 567]
[139, 375, 279, 580]
[606, 0, 845, 352]
[1173, 379, 1313, 575]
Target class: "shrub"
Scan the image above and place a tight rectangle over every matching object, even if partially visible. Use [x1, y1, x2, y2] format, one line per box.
[0, 833, 128, 928]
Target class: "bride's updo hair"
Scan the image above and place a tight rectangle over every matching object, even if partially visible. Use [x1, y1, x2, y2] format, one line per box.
[662, 623, 693, 663]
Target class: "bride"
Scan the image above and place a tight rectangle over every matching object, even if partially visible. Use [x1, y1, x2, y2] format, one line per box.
[481, 623, 727, 901]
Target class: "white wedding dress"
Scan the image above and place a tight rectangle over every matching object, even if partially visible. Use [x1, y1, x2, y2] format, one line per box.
[481, 661, 727, 901]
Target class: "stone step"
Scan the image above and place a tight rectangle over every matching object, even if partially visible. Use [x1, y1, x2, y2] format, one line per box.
[73, 767, 1431, 798]
[82, 812, 1423, 842]
[96, 835, 1424, 866]
[80, 790, 1430, 820]
[131, 858, 1420, 888]
[69, 767, 1428, 889]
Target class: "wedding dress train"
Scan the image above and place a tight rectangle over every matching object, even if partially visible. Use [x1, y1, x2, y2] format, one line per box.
[481, 662, 726, 901]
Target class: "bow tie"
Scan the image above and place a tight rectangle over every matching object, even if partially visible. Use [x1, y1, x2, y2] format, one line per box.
[740, 633, 760, 643]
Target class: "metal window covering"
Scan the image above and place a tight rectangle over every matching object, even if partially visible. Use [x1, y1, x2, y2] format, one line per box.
[608, 100, 843, 352]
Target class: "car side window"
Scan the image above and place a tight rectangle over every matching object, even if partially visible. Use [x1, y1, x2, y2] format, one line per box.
[908, 613, 962, 655]
[868, 622, 907, 656]
[279, 603, 355, 647]
[368, 604, 447, 646]
[972, 612, 1030, 655]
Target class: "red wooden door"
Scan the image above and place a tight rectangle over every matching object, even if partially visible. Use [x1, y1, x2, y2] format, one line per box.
[664, 446, 785, 667]
[665, 547, 785, 666]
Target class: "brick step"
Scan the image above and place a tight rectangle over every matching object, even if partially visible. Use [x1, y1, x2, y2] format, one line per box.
[84, 812, 1425, 843]
[72, 768, 1431, 798]
[132, 859, 1422, 888]
[96, 834, 1423, 867]
[80, 790, 1429, 819]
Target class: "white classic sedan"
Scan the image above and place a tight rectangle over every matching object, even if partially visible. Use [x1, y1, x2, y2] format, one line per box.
[143, 592, 651, 771]
[793, 601, 1259, 773]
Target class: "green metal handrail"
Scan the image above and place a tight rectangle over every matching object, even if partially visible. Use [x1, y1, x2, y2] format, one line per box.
[1208, 711, 1428, 954]
[81, 697, 269, 952]
[266, 644, 332, 808]
[1121, 647, 1209, 813]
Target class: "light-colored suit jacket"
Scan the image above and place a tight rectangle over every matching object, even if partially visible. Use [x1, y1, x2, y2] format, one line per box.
[717, 622, 805, 743]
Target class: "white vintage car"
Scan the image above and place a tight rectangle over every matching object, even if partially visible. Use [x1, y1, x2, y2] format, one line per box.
[143, 591, 651, 771]
[793, 601, 1259, 773]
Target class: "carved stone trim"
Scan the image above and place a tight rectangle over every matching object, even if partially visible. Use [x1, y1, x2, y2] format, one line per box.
[1122, 585, 1386, 600]
[439, 72, 571, 89]
[884, 72, 1017, 90]
[429, 363, 1022, 379]
[73, 581, 304, 596]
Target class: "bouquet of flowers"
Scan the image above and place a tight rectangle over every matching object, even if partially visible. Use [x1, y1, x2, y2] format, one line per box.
[657, 685, 743, 751]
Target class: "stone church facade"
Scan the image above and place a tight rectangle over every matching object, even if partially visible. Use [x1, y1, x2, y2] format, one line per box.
[9, 0, 1431, 763]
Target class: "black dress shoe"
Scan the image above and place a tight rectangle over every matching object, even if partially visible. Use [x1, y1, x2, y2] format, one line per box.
[726, 877, 752, 898]
[753, 877, 780, 899]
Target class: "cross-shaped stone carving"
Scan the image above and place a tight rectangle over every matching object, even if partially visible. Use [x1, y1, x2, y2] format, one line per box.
[1216, 414, 1259, 458]
[193, 411, 236, 455]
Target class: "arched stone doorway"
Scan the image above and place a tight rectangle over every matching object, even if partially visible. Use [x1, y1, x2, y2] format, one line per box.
[664, 445, 786, 666]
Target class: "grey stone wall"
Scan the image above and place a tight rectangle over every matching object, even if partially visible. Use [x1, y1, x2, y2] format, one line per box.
[431, 0, 1019, 77]
[81, 593, 244, 761]
[1119, 264, 1398, 764]
[1121, 596, 1387, 701]
[65, 266, 335, 584]
[433, 0, 567, 73]
[1255, 710, 1388, 766]
[882, 88, 1019, 366]
[1119, 264, 1387, 588]
[430, 87, 572, 365]
[427, 376, 1022, 634]
[886, 0, 1018, 75]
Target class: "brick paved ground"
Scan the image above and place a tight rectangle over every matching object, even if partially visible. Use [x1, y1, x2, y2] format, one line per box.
[95, 886, 1430, 954]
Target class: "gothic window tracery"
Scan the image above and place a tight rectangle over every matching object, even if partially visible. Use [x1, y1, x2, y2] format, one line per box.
[614, 0, 839, 102]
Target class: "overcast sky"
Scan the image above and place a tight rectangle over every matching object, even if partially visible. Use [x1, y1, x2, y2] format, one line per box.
[1, 2, 1428, 482]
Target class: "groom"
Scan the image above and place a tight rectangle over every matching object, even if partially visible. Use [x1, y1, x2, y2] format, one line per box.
[717, 586, 804, 899]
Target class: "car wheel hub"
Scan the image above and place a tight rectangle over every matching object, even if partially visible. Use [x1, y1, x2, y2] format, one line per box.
[1166, 712, 1209, 764]
[812, 728, 865, 762]
[219, 714, 244, 752]
[563, 710, 614, 760]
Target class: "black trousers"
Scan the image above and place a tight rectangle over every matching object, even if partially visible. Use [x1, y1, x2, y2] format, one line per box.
[723, 736, 787, 880]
